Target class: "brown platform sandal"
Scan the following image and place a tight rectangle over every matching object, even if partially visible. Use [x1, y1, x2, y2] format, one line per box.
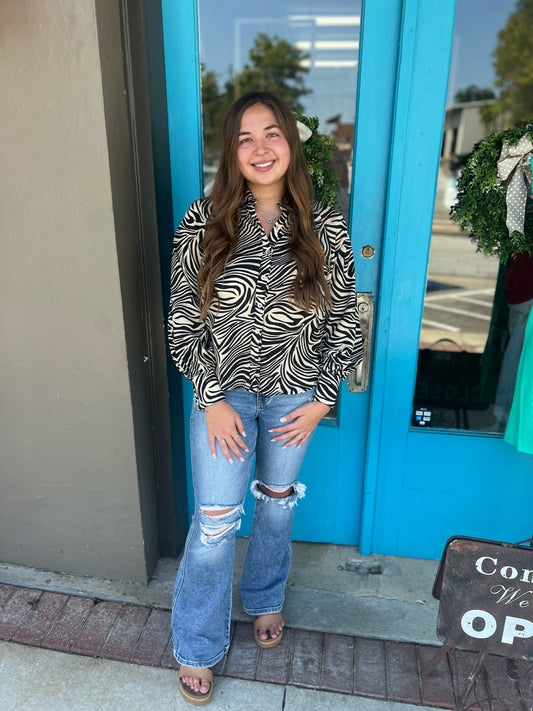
[254, 612, 284, 648]
[178, 666, 213, 706]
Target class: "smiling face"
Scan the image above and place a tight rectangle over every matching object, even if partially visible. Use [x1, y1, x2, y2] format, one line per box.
[236, 103, 291, 199]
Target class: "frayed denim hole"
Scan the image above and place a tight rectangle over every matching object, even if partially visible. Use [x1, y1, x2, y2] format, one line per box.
[199, 504, 243, 546]
[250, 479, 307, 509]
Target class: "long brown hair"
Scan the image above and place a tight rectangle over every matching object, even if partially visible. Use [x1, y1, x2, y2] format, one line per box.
[197, 91, 331, 318]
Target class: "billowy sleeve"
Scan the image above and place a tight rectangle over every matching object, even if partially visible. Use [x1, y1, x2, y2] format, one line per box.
[167, 200, 225, 409]
[314, 210, 363, 407]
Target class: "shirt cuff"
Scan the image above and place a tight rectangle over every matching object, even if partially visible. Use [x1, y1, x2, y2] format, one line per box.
[313, 372, 342, 408]
[193, 371, 225, 409]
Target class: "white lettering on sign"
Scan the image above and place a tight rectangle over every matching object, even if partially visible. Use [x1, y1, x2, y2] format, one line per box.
[501, 616, 533, 645]
[490, 584, 533, 607]
[475, 557, 533, 583]
[461, 609, 497, 639]
[460, 609, 533, 645]
[476, 557, 497, 575]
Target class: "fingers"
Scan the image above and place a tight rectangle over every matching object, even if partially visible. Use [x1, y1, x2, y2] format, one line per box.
[270, 421, 308, 443]
[277, 405, 304, 424]
[269, 404, 324, 449]
[217, 432, 249, 463]
[269, 402, 330, 443]
[236, 416, 246, 437]
[204, 401, 250, 463]
[205, 400, 326, 460]
[282, 432, 308, 449]
[268, 413, 302, 437]
[222, 415, 248, 462]
[209, 432, 217, 459]
[269, 419, 311, 448]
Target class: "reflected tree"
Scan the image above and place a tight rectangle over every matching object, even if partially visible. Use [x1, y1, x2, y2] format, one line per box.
[454, 84, 495, 103]
[230, 33, 310, 110]
[201, 65, 228, 163]
[201, 33, 311, 157]
[483, 0, 533, 125]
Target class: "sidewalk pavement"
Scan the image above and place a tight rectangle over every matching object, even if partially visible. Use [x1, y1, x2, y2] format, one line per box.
[0, 641, 438, 711]
[1, 541, 531, 710]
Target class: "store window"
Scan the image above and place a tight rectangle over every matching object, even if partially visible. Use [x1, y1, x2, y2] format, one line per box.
[412, 0, 533, 432]
[197, 0, 362, 221]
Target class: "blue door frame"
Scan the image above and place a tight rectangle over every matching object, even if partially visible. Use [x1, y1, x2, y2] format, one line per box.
[159, 0, 533, 559]
[160, 0, 405, 546]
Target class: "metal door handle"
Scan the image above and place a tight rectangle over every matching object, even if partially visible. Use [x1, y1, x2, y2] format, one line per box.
[348, 292, 374, 394]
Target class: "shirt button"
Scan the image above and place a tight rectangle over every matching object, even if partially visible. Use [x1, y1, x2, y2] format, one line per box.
[254, 328, 261, 334]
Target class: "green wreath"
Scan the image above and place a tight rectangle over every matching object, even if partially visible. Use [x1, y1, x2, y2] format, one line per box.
[451, 123, 533, 261]
[295, 112, 341, 206]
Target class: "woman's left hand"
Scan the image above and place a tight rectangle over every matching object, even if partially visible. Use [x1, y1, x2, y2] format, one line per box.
[269, 401, 331, 449]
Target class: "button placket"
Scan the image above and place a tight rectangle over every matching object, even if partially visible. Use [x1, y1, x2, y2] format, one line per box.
[249, 238, 273, 390]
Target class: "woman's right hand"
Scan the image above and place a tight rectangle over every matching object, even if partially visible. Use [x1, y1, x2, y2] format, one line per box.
[205, 401, 249, 463]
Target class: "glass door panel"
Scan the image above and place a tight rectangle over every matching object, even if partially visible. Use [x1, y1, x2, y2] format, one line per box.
[411, 0, 533, 433]
[197, 0, 362, 221]
[194, 0, 366, 543]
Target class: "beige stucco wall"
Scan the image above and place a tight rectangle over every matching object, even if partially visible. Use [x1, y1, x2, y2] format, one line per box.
[0, 0, 155, 581]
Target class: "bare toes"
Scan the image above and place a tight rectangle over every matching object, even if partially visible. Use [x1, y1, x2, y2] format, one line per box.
[182, 674, 210, 694]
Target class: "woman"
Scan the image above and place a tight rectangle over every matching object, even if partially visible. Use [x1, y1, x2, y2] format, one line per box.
[168, 90, 363, 705]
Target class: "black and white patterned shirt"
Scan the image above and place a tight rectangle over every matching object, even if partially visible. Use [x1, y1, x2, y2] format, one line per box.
[168, 191, 363, 409]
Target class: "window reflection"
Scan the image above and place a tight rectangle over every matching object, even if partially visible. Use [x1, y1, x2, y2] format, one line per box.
[198, 1, 362, 220]
[412, 0, 533, 432]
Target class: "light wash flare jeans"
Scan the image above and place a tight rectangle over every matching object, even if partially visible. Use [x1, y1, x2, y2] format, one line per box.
[171, 387, 315, 668]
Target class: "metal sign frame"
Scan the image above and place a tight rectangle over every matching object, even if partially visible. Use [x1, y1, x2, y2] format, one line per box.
[424, 535, 533, 711]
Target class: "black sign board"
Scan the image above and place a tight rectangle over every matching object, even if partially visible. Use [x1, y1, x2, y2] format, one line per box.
[437, 538, 533, 660]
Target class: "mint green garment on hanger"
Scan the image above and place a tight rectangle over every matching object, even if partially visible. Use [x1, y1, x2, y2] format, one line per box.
[505, 308, 533, 455]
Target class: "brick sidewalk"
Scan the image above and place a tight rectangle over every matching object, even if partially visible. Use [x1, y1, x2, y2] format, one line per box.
[1, 582, 532, 709]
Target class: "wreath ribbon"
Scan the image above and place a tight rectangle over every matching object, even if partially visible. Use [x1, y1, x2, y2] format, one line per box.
[296, 119, 312, 143]
[497, 134, 533, 238]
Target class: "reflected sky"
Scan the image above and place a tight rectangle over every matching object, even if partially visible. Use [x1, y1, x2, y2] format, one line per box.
[449, 0, 517, 105]
[199, 0, 362, 127]
[199, 0, 520, 125]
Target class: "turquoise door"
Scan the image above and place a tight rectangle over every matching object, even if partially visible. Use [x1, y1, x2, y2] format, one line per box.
[161, 0, 533, 556]
[161, 0, 405, 546]
[360, 0, 533, 559]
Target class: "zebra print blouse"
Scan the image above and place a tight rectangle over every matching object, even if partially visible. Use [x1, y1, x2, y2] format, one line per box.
[168, 191, 363, 409]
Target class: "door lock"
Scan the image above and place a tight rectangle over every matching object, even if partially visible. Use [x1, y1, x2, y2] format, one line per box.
[348, 292, 374, 394]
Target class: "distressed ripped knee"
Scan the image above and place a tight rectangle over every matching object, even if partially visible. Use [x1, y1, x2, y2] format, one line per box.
[199, 504, 243, 545]
[250, 480, 306, 509]
[258, 484, 293, 498]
